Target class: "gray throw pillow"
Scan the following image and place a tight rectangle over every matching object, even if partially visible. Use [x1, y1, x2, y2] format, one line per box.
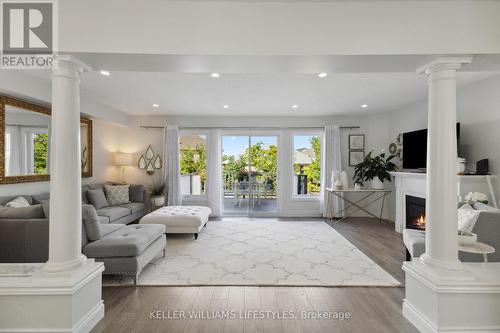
[87, 189, 109, 209]
[104, 184, 130, 205]
[0, 204, 45, 219]
[82, 204, 102, 241]
[129, 184, 144, 203]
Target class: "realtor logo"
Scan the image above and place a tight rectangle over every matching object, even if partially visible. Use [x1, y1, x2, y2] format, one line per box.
[1, 0, 57, 68]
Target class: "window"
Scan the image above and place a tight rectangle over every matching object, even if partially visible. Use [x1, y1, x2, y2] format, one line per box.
[179, 134, 207, 196]
[32, 132, 49, 174]
[293, 135, 321, 197]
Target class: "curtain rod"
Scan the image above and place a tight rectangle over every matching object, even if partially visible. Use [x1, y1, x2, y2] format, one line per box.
[139, 126, 360, 130]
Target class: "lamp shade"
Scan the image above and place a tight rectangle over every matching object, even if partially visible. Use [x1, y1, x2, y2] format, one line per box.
[114, 153, 133, 166]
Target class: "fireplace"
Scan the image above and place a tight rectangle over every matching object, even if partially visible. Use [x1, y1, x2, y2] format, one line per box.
[406, 195, 426, 230]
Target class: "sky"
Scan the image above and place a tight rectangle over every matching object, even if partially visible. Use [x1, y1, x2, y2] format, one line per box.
[221, 135, 315, 158]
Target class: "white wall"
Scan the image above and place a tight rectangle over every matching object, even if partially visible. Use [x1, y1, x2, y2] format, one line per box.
[117, 114, 392, 217]
[0, 71, 126, 196]
[385, 74, 500, 217]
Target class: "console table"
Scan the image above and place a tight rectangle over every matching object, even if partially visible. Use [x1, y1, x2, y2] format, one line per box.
[325, 188, 391, 223]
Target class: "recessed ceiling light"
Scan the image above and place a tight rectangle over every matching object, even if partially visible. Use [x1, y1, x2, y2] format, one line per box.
[292, 105, 299, 109]
[153, 104, 159, 108]
[211, 73, 220, 78]
[361, 104, 368, 108]
[100, 70, 110, 76]
[223, 105, 229, 109]
[318, 72, 328, 78]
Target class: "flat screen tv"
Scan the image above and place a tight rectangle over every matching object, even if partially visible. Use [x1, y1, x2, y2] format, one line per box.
[402, 123, 460, 170]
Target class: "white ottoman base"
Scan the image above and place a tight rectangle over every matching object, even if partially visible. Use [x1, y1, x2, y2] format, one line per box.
[139, 206, 211, 239]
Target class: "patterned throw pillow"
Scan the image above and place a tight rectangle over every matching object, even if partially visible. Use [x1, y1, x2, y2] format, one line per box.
[104, 184, 130, 206]
[5, 196, 30, 208]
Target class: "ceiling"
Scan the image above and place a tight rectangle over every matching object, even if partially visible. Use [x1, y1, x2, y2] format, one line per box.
[76, 71, 499, 116]
[26, 60, 499, 117]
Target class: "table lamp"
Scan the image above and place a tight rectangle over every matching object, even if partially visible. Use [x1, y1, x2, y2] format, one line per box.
[114, 153, 133, 184]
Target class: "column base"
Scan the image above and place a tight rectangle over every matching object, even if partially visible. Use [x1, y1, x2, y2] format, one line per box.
[420, 253, 463, 271]
[0, 259, 104, 333]
[44, 254, 87, 273]
[403, 260, 500, 333]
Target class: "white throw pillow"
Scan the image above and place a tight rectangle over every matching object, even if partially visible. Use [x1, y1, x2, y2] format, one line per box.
[103, 184, 130, 206]
[457, 203, 480, 233]
[5, 196, 30, 208]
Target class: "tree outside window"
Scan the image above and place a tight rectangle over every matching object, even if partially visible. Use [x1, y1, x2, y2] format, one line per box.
[33, 133, 48, 174]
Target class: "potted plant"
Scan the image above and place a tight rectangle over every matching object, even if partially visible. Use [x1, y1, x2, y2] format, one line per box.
[149, 180, 165, 207]
[353, 150, 396, 190]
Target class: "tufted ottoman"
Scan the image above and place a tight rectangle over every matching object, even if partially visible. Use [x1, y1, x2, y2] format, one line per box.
[139, 206, 211, 239]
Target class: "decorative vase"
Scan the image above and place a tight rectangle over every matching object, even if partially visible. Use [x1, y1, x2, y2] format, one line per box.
[371, 178, 384, 190]
[330, 171, 337, 190]
[334, 179, 343, 190]
[340, 171, 349, 189]
[153, 195, 165, 207]
[457, 157, 466, 175]
[458, 232, 477, 245]
[354, 183, 362, 190]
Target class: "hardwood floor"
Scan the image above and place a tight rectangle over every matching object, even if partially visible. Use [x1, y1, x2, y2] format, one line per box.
[92, 217, 416, 333]
[328, 217, 406, 284]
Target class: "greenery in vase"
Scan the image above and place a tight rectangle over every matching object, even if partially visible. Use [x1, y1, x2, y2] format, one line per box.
[353, 150, 396, 185]
[149, 178, 165, 196]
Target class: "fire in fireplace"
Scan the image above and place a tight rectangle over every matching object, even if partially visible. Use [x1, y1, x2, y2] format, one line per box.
[406, 195, 426, 230]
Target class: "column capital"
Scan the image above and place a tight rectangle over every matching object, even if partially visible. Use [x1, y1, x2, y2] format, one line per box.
[416, 57, 473, 75]
[52, 55, 92, 74]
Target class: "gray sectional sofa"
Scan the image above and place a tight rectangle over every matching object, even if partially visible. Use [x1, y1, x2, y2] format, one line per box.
[0, 183, 166, 284]
[81, 205, 166, 284]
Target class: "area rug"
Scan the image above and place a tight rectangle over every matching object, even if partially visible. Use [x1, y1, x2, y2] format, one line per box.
[103, 221, 400, 286]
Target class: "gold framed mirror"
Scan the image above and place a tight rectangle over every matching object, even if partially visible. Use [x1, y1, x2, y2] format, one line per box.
[0, 95, 93, 184]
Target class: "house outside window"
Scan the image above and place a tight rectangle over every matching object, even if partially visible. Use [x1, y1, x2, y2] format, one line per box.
[293, 134, 322, 197]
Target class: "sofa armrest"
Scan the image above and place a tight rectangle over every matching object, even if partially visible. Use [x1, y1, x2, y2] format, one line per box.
[0, 218, 49, 263]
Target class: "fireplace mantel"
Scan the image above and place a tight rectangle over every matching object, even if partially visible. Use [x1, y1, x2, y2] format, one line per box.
[390, 172, 492, 233]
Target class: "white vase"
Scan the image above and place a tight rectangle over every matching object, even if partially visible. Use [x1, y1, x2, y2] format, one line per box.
[371, 178, 384, 190]
[334, 179, 343, 190]
[457, 157, 466, 175]
[354, 183, 362, 190]
[153, 195, 165, 206]
[340, 171, 349, 189]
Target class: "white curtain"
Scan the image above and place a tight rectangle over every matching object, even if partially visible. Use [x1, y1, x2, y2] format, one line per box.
[321, 125, 344, 218]
[5, 126, 21, 175]
[163, 125, 182, 206]
[207, 129, 222, 216]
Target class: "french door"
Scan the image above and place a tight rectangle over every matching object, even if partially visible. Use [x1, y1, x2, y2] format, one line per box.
[221, 134, 279, 216]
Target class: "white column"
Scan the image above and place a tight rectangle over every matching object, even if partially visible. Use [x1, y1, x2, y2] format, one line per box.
[44, 56, 91, 272]
[417, 57, 472, 270]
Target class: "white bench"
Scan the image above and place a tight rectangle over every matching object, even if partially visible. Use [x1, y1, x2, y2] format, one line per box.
[139, 206, 211, 239]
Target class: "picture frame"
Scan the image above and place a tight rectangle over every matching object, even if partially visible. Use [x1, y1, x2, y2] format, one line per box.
[349, 151, 365, 166]
[349, 134, 365, 150]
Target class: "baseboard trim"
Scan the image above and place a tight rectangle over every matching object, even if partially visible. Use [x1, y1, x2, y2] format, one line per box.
[0, 302, 104, 333]
[403, 299, 436, 333]
[73, 301, 104, 333]
[403, 300, 500, 333]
